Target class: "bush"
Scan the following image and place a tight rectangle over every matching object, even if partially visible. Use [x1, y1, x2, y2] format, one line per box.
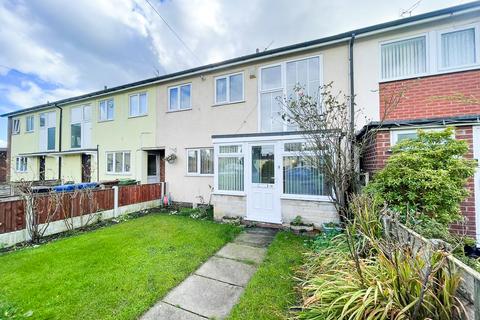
[366, 128, 476, 237]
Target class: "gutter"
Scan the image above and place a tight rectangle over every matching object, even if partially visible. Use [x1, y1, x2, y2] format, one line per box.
[2, 2, 479, 118]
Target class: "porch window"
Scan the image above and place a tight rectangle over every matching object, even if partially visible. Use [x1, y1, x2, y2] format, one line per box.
[217, 145, 244, 191]
[282, 142, 326, 196]
[186, 148, 214, 175]
[106, 151, 130, 174]
[15, 157, 27, 172]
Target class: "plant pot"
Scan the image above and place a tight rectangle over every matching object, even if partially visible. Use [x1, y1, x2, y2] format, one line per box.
[290, 224, 314, 232]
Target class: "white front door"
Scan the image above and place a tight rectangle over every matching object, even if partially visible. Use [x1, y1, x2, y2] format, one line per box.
[247, 143, 281, 223]
[147, 154, 160, 183]
[473, 127, 480, 246]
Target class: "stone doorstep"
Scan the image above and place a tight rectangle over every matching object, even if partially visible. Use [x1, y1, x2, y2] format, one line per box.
[163, 275, 244, 319]
[215, 242, 267, 264]
[195, 256, 257, 287]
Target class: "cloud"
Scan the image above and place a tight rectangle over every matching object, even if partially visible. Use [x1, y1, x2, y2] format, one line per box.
[0, 139, 6, 148]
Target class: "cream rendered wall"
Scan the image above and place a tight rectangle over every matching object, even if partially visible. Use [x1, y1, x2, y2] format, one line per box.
[354, 11, 480, 128]
[157, 44, 350, 203]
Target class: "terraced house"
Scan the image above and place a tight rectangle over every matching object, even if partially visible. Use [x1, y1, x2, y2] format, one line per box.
[2, 2, 480, 242]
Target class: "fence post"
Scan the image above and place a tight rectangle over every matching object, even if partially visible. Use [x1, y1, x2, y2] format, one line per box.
[24, 197, 33, 242]
[113, 186, 119, 217]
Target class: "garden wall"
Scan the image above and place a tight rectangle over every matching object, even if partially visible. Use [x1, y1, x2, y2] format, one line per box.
[384, 217, 480, 320]
[0, 183, 165, 248]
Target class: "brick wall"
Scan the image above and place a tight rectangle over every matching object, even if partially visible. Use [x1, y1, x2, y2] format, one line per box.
[379, 70, 480, 121]
[362, 126, 477, 239]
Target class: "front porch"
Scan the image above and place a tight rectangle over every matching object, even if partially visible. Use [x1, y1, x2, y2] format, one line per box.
[211, 132, 339, 228]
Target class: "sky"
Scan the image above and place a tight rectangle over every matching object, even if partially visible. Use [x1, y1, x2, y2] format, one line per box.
[0, 0, 472, 147]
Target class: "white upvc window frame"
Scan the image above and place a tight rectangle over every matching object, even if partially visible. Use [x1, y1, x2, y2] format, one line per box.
[98, 98, 115, 122]
[168, 83, 192, 112]
[437, 23, 480, 72]
[214, 144, 245, 195]
[258, 55, 324, 133]
[378, 32, 429, 82]
[214, 72, 244, 105]
[390, 127, 445, 146]
[12, 118, 20, 135]
[128, 92, 148, 118]
[280, 139, 330, 201]
[70, 105, 91, 149]
[106, 151, 131, 175]
[186, 147, 214, 176]
[25, 115, 34, 133]
[15, 156, 27, 173]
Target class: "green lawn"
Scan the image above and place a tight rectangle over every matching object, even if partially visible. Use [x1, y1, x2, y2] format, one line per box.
[228, 231, 306, 320]
[0, 214, 240, 320]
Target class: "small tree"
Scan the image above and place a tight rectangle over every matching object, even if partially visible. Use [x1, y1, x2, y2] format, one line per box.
[367, 128, 476, 239]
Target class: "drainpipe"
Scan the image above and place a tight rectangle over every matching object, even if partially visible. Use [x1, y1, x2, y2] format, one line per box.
[55, 104, 63, 181]
[97, 144, 100, 182]
[349, 34, 356, 192]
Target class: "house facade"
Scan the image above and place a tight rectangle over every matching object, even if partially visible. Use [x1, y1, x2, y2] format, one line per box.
[2, 2, 480, 237]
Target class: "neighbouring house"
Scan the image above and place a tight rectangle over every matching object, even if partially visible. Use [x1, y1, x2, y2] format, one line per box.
[1, 2, 479, 238]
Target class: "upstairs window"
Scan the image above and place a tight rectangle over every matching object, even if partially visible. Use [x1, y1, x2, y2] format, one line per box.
[215, 73, 244, 104]
[12, 119, 20, 134]
[129, 93, 147, 117]
[71, 105, 91, 149]
[187, 148, 214, 175]
[39, 112, 56, 151]
[440, 27, 476, 69]
[26, 115, 34, 132]
[99, 98, 114, 121]
[381, 36, 427, 80]
[169, 84, 191, 111]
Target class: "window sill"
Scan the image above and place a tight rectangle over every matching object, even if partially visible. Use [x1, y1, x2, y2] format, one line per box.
[98, 119, 114, 123]
[212, 100, 245, 107]
[105, 172, 132, 176]
[379, 65, 480, 83]
[128, 114, 148, 119]
[185, 174, 214, 177]
[280, 194, 333, 202]
[25, 131, 34, 134]
[213, 191, 246, 197]
[167, 108, 192, 113]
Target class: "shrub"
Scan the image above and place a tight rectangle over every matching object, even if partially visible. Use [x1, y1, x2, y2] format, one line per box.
[366, 128, 476, 237]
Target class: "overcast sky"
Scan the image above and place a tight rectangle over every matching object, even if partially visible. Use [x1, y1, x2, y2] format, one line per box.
[0, 0, 471, 146]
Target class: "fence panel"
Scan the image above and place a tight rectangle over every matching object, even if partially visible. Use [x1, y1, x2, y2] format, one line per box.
[0, 200, 25, 234]
[118, 184, 161, 207]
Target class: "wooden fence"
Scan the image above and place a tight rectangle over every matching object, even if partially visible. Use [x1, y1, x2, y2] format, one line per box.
[0, 200, 25, 233]
[0, 183, 163, 235]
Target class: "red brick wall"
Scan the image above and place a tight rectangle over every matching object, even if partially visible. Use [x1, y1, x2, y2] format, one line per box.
[362, 126, 477, 239]
[380, 70, 480, 121]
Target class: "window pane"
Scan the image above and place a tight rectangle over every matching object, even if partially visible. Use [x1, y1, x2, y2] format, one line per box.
[218, 157, 244, 191]
[26, 116, 34, 131]
[229, 74, 243, 102]
[219, 145, 242, 154]
[251, 145, 275, 184]
[115, 152, 123, 172]
[47, 127, 55, 150]
[130, 95, 139, 116]
[283, 156, 325, 195]
[71, 123, 81, 148]
[188, 150, 198, 173]
[147, 155, 157, 176]
[39, 114, 46, 127]
[47, 112, 56, 126]
[180, 85, 191, 109]
[200, 149, 214, 174]
[441, 28, 476, 69]
[216, 78, 227, 103]
[396, 132, 418, 143]
[71, 107, 83, 123]
[124, 153, 131, 172]
[381, 36, 426, 79]
[99, 101, 106, 120]
[139, 93, 147, 115]
[83, 105, 91, 122]
[107, 153, 113, 172]
[107, 99, 114, 119]
[260, 90, 283, 132]
[261, 65, 282, 90]
[169, 88, 178, 110]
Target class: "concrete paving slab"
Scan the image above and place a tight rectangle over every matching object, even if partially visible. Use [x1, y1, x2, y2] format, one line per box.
[245, 227, 277, 236]
[234, 232, 274, 247]
[164, 275, 243, 319]
[215, 242, 266, 264]
[195, 256, 257, 287]
[140, 301, 206, 320]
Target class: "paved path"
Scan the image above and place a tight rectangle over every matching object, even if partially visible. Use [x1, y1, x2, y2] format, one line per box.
[140, 228, 276, 320]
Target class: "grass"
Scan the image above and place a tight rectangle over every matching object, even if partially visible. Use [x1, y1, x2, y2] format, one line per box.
[0, 213, 240, 320]
[228, 231, 307, 320]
